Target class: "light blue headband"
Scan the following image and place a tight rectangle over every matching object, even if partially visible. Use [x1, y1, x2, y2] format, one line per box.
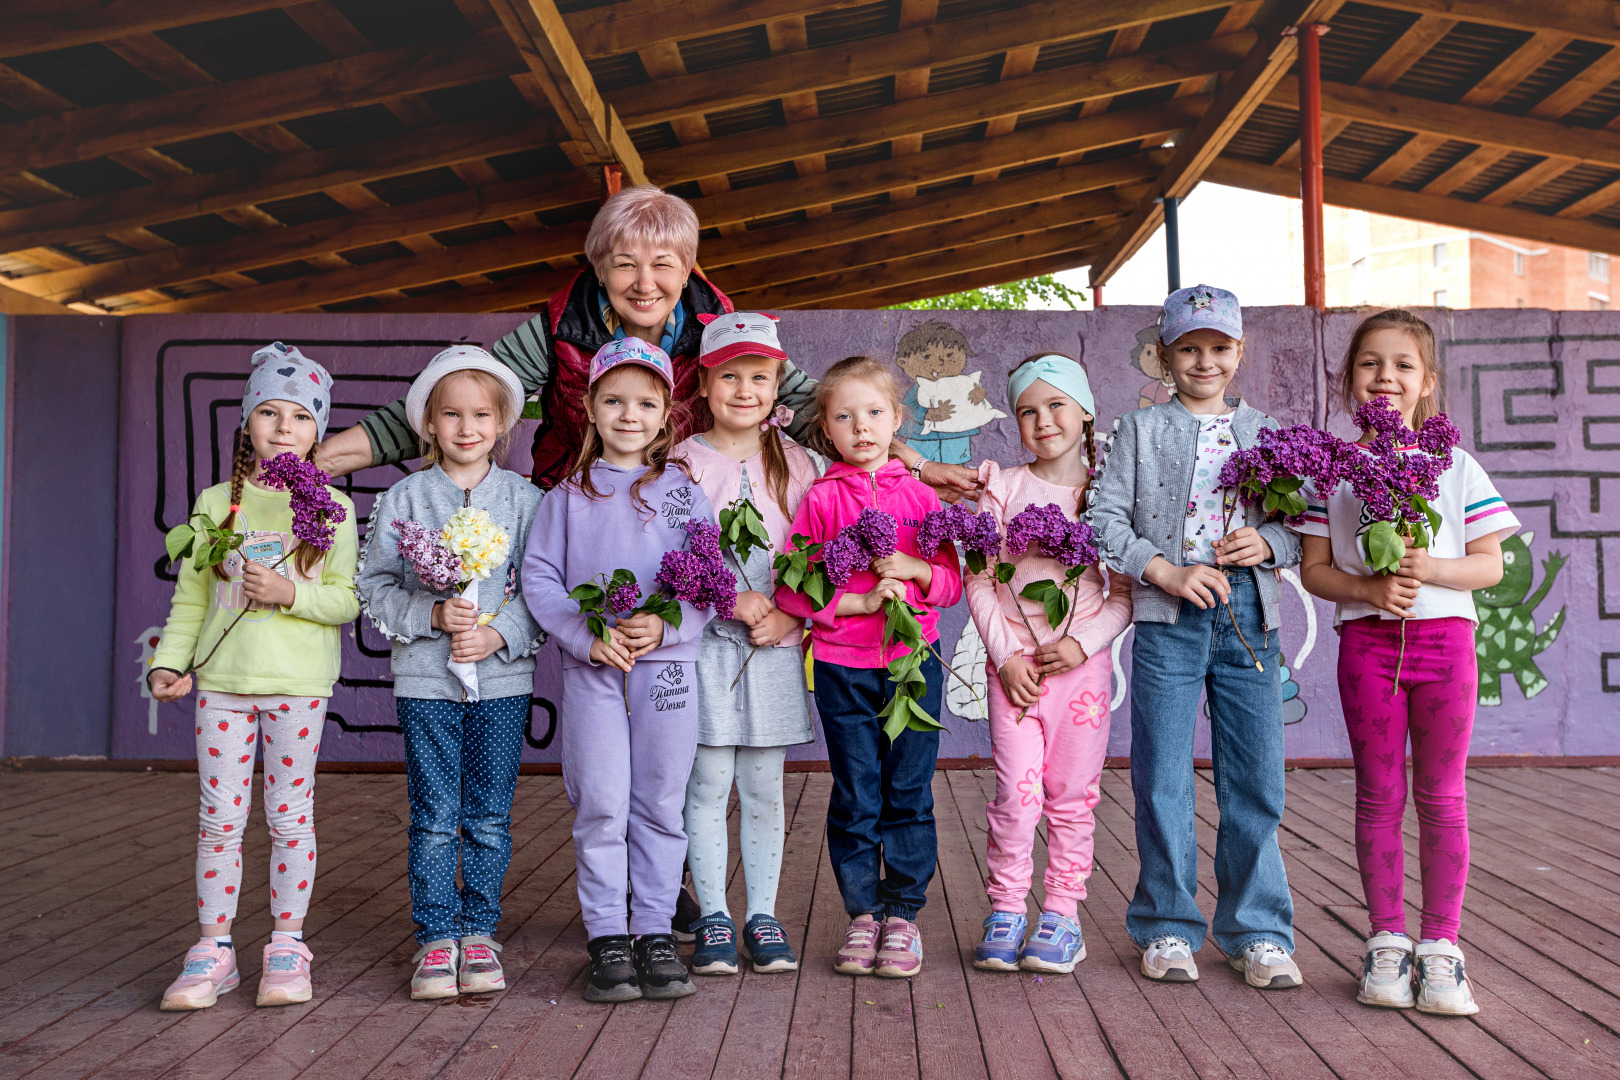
[1007, 355, 1095, 417]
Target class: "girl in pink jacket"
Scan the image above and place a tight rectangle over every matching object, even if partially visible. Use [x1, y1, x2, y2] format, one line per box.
[968, 354, 1132, 975]
[774, 356, 963, 980]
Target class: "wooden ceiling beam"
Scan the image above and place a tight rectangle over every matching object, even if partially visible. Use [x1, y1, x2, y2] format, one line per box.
[0, 0, 290, 58]
[686, 98, 1205, 229]
[0, 281, 77, 314]
[710, 190, 1133, 295]
[364, 268, 581, 314]
[0, 28, 525, 177]
[1478, 154, 1579, 206]
[612, 0, 1230, 127]
[486, 0, 646, 183]
[565, 1, 875, 60]
[1366, 0, 1620, 51]
[1207, 154, 1620, 254]
[704, 154, 1163, 270]
[732, 221, 1107, 309]
[1359, 130, 1446, 185]
[1459, 34, 1575, 108]
[1357, 15, 1458, 89]
[1088, 0, 1345, 287]
[0, 116, 560, 255]
[805, 249, 1096, 310]
[4, 173, 598, 305]
[643, 33, 1252, 184]
[127, 222, 594, 314]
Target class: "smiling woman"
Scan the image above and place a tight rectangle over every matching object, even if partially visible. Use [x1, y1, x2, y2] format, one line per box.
[316, 186, 978, 501]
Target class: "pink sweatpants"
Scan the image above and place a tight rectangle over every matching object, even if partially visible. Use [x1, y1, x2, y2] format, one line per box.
[194, 692, 326, 925]
[1336, 616, 1476, 942]
[984, 650, 1112, 918]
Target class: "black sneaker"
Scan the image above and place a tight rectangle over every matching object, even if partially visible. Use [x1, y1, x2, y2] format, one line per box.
[743, 913, 799, 973]
[632, 933, 696, 999]
[672, 881, 702, 943]
[689, 912, 739, 976]
[584, 935, 641, 1003]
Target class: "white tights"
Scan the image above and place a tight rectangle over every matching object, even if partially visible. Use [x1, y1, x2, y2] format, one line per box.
[683, 744, 788, 919]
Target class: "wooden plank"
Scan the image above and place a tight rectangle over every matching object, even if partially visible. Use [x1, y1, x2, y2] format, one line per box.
[1207, 155, 1620, 255]
[642, 34, 1251, 184]
[0, 29, 525, 177]
[1360, 131, 1448, 186]
[1479, 154, 1582, 207]
[809, 249, 1097, 310]
[0, 0, 289, 58]
[0, 116, 561, 257]
[1460, 33, 1577, 107]
[0, 282, 73, 314]
[567, 1, 874, 60]
[1357, 15, 1459, 89]
[363, 269, 579, 315]
[1087, 0, 1345, 287]
[1369, 0, 1620, 50]
[612, 0, 1230, 127]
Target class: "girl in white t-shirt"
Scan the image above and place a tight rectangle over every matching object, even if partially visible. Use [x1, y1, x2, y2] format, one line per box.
[1295, 309, 1515, 1019]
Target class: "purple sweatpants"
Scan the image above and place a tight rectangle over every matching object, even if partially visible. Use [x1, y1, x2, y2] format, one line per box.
[560, 658, 698, 940]
[1336, 616, 1477, 942]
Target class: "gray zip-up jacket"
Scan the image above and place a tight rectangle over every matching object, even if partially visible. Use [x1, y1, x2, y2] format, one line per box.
[356, 463, 546, 701]
[1085, 396, 1302, 629]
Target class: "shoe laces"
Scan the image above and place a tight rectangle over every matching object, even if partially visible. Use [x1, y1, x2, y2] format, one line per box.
[182, 956, 220, 976]
[266, 951, 304, 973]
[419, 947, 454, 972]
[1033, 916, 1071, 942]
[1367, 945, 1408, 980]
[984, 914, 1022, 942]
[845, 921, 878, 949]
[1149, 935, 1189, 956]
[751, 921, 786, 946]
[882, 926, 916, 952]
[697, 922, 734, 947]
[1420, 952, 1462, 990]
[595, 940, 632, 966]
[641, 937, 679, 964]
[1247, 942, 1289, 966]
[463, 944, 496, 965]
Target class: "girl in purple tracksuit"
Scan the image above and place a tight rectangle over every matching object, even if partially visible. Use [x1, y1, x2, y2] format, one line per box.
[523, 338, 715, 1004]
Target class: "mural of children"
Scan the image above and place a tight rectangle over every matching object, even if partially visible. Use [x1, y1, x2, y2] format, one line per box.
[896, 320, 1005, 465]
[1130, 324, 1175, 409]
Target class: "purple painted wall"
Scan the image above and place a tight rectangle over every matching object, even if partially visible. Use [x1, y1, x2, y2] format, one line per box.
[5, 306, 1608, 762]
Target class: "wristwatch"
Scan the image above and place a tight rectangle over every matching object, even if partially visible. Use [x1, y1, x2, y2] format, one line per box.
[910, 456, 929, 481]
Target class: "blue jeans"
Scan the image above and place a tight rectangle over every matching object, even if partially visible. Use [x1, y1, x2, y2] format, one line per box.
[398, 694, 528, 944]
[1126, 570, 1294, 955]
[814, 654, 942, 921]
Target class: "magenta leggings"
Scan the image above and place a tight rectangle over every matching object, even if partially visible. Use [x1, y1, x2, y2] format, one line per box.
[1337, 616, 1477, 942]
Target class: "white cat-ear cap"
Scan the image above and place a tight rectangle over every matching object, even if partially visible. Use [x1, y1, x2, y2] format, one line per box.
[697, 311, 787, 368]
[405, 344, 526, 436]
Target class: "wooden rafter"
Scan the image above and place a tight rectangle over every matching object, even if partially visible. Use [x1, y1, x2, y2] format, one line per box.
[0, 0, 290, 58]
[611, 0, 1229, 127]
[1207, 156, 1620, 254]
[1367, 0, 1620, 50]
[806, 249, 1096, 309]
[1088, 0, 1346, 287]
[347, 268, 580, 315]
[565, 1, 874, 60]
[0, 29, 524, 177]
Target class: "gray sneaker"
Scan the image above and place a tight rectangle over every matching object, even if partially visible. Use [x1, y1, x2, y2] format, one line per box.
[1228, 941, 1302, 989]
[1415, 939, 1479, 1016]
[1141, 935, 1199, 982]
[1357, 932, 1415, 1008]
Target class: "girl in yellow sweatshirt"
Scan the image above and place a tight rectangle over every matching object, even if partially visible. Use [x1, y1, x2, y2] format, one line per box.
[147, 343, 358, 1012]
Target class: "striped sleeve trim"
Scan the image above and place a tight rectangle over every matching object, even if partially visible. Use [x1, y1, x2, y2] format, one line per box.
[1464, 501, 1511, 525]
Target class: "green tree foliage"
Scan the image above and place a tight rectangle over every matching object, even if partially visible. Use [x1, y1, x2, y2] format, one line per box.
[888, 273, 1087, 311]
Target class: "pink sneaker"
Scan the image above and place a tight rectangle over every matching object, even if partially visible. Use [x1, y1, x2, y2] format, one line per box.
[458, 936, 506, 994]
[874, 917, 923, 978]
[160, 940, 240, 1010]
[257, 934, 314, 1006]
[834, 915, 880, 975]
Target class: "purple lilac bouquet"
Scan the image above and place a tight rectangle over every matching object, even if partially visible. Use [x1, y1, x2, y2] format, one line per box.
[1004, 504, 1100, 629]
[257, 452, 348, 552]
[916, 502, 1004, 576]
[1342, 396, 1459, 575]
[822, 508, 898, 586]
[1217, 424, 1346, 526]
[654, 518, 738, 622]
[393, 519, 464, 592]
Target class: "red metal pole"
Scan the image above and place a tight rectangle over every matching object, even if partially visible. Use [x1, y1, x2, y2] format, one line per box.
[1092, 283, 1103, 309]
[1300, 24, 1326, 309]
[602, 163, 624, 202]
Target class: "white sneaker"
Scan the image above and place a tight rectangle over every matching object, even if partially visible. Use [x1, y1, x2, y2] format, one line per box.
[1228, 941, 1302, 989]
[410, 939, 460, 1000]
[1357, 932, 1415, 1008]
[1141, 935, 1199, 982]
[1415, 939, 1479, 1016]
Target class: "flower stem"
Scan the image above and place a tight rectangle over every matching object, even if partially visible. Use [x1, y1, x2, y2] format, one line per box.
[1390, 618, 1407, 698]
[1224, 597, 1264, 672]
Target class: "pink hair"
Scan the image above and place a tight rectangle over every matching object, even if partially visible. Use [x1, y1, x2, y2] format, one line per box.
[584, 185, 700, 278]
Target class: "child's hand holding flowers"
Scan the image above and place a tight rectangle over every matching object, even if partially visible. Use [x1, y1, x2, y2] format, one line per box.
[241, 560, 296, 608]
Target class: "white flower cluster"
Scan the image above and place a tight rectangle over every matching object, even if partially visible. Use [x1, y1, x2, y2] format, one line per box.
[441, 506, 510, 582]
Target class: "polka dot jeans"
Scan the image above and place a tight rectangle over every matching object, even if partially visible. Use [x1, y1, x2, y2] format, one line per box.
[397, 694, 528, 945]
[193, 692, 326, 926]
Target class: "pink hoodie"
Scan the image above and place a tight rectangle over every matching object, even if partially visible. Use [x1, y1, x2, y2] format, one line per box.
[677, 434, 819, 649]
[774, 458, 963, 668]
[965, 460, 1133, 671]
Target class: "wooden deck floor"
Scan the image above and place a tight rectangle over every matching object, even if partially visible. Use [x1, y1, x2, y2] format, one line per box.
[3, 764, 1619, 1080]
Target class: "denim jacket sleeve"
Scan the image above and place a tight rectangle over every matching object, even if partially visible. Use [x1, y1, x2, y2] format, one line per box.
[1085, 411, 1163, 585]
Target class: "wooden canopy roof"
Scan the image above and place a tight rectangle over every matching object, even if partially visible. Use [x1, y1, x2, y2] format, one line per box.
[2, 0, 1619, 315]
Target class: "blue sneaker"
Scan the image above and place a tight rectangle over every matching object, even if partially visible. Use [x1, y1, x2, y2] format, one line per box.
[742, 914, 799, 973]
[972, 911, 1027, 971]
[689, 912, 738, 976]
[1019, 912, 1085, 973]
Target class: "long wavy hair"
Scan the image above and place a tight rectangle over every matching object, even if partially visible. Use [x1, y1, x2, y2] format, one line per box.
[1337, 308, 1444, 426]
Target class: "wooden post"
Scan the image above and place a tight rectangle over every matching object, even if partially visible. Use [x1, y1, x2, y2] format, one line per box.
[602, 163, 624, 202]
[1160, 195, 1181, 292]
[1300, 24, 1328, 309]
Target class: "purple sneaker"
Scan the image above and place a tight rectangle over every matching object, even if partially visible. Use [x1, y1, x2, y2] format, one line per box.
[160, 939, 240, 1011]
[874, 917, 923, 979]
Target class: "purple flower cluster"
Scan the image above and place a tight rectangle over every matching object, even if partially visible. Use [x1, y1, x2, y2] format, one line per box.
[1220, 424, 1348, 492]
[607, 581, 642, 613]
[1415, 412, 1461, 458]
[916, 503, 1003, 560]
[821, 509, 901, 587]
[392, 519, 462, 592]
[1352, 395, 1412, 454]
[1005, 503, 1098, 569]
[1340, 403, 1458, 527]
[258, 452, 348, 552]
[655, 518, 738, 620]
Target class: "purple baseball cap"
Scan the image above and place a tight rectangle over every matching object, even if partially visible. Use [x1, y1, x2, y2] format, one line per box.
[1159, 284, 1243, 345]
[588, 336, 675, 390]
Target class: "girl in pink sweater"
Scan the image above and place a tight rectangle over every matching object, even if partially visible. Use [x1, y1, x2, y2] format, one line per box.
[967, 354, 1132, 974]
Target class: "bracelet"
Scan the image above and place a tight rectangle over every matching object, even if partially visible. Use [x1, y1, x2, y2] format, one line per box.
[910, 456, 928, 481]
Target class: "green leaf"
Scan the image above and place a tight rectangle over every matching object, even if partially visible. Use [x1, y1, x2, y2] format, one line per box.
[1019, 580, 1053, 602]
[1269, 475, 1304, 494]
[807, 571, 834, 611]
[1277, 490, 1307, 519]
[165, 524, 197, 564]
[1364, 521, 1405, 575]
[1044, 588, 1068, 630]
[1263, 489, 1281, 514]
[965, 551, 986, 577]
[587, 615, 608, 643]
[1423, 501, 1442, 537]
[995, 561, 1016, 584]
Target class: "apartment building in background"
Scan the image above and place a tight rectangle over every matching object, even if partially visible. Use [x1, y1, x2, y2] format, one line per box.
[1324, 206, 1612, 310]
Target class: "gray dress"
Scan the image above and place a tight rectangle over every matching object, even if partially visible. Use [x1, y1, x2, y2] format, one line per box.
[695, 465, 815, 748]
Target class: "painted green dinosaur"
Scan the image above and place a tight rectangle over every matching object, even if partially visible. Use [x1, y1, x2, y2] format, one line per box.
[1473, 530, 1566, 706]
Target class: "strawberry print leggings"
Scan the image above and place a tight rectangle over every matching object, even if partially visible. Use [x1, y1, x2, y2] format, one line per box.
[1336, 616, 1476, 942]
[984, 649, 1112, 918]
[194, 691, 326, 926]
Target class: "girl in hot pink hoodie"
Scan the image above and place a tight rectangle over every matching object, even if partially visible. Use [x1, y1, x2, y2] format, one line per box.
[774, 356, 963, 980]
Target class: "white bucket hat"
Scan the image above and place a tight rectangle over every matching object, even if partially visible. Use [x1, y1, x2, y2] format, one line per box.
[404, 345, 526, 436]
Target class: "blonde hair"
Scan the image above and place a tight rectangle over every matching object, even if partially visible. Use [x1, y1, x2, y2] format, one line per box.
[1338, 308, 1445, 426]
[698, 358, 796, 519]
[417, 369, 518, 468]
[584, 184, 700, 279]
[567, 365, 688, 514]
[813, 356, 911, 462]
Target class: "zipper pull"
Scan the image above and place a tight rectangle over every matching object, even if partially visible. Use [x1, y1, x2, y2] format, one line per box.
[464, 488, 471, 508]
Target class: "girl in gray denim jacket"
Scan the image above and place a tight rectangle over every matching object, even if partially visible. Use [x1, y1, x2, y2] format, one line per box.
[1085, 285, 1304, 992]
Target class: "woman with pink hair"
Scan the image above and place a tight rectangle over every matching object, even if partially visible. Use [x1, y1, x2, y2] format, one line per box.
[319, 185, 978, 499]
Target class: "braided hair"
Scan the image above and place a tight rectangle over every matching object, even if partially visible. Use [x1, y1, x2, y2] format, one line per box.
[213, 428, 326, 582]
